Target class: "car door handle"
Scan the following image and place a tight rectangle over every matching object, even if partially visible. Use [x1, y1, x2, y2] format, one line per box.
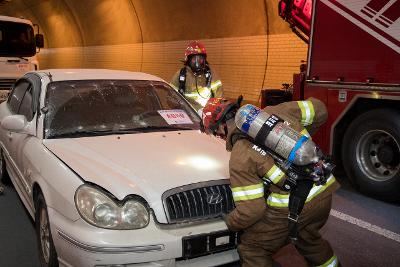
[7, 132, 12, 140]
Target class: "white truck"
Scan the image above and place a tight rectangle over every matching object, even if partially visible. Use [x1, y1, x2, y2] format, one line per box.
[0, 15, 43, 101]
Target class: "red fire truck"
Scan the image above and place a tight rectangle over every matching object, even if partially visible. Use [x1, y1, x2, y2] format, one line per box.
[275, 0, 400, 201]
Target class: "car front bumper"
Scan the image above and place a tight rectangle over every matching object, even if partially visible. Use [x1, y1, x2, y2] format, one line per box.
[48, 207, 239, 267]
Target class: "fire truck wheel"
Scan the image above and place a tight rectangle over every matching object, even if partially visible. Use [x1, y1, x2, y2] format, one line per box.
[342, 109, 400, 202]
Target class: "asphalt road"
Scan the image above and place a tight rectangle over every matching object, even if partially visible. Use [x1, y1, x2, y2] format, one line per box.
[0, 177, 399, 267]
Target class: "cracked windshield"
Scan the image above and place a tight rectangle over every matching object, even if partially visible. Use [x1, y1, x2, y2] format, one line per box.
[44, 80, 201, 138]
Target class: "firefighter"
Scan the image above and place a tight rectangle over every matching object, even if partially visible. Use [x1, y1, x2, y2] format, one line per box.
[202, 97, 340, 267]
[170, 41, 223, 111]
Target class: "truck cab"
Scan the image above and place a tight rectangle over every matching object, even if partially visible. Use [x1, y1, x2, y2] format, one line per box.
[0, 15, 44, 101]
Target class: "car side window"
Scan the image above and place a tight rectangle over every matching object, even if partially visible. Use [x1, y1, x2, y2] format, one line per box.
[18, 86, 34, 121]
[8, 81, 30, 114]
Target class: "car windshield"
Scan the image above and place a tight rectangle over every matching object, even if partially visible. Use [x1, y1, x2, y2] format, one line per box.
[0, 21, 35, 57]
[44, 80, 201, 138]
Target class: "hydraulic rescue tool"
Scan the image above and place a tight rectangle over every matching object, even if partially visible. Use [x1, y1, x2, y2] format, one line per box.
[235, 103, 335, 242]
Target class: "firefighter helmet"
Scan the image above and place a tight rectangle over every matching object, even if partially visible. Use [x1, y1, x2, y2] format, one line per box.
[202, 96, 243, 136]
[184, 41, 207, 62]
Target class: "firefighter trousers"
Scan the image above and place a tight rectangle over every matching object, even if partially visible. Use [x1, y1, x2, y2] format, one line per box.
[238, 195, 336, 267]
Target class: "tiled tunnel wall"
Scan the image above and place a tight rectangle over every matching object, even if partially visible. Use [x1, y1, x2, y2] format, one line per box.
[3, 0, 308, 104]
[38, 34, 307, 103]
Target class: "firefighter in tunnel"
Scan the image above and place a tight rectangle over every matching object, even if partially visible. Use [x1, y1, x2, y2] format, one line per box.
[201, 96, 341, 267]
[170, 41, 223, 111]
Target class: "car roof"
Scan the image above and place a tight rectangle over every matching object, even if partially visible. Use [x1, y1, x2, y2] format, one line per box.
[33, 69, 166, 83]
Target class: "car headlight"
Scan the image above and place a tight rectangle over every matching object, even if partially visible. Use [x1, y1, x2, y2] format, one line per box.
[75, 184, 149, 230]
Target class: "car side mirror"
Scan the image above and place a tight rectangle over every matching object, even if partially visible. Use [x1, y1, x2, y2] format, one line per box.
[1, 115, 27, 132]
[35, 34, 44, 48]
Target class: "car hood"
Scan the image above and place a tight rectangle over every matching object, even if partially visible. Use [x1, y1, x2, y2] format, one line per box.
[43, 130, 230, 223]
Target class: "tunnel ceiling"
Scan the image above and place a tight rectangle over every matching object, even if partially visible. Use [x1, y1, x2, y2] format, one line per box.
[0, 0, 291, 48]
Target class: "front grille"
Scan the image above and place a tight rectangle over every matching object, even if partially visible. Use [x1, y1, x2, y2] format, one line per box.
[0, 79, 16, 90]
[163, 180, 234, 223]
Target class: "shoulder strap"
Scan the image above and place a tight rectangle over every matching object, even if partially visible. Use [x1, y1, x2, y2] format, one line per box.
[178, 67, 187, 95]
[204, 63, 213, 97]
[288, 179, 313, 243]
[230, 131, 250, 147]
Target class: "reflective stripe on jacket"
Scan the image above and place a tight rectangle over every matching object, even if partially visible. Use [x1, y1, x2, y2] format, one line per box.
[317, 254, 339, 267]
[264, 165, 285, 184]
[231, 183, 264, 202]
[266, 175, 337, 208]
[300, 128, 311, 137]
[298, 100, 315, 126]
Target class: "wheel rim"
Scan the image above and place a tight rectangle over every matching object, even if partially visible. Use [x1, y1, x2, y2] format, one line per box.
[39, 207, 51, 264]
[356, 130, 400, 182]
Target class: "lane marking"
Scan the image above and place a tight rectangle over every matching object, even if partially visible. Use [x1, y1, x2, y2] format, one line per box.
[330, 209, 400, 243]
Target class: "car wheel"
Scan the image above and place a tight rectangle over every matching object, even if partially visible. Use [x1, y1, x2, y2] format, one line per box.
[342, 109, 400, 202]
[35, 193, 59, 267]
[0, 149, 9, 184]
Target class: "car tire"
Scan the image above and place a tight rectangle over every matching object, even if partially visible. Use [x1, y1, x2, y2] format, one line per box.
[342, 109, 400, 202]
[0, 149, 9, 184]
[35, 193, 59, 267]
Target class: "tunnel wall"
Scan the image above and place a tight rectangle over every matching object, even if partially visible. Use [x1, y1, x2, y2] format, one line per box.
[1, 0, 307, 103]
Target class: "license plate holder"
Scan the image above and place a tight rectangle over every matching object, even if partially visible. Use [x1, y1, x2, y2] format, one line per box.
[181, 230, 238, 259]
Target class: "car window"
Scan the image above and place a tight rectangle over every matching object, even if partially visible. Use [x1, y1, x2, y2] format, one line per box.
[44, 80, 201, 138]
[8, 81, 30, 114]
[154, 85, 193, 110]
[18, 86, 34, 121]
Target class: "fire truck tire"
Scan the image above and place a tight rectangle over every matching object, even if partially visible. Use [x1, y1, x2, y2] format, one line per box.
[342, 109, 400, 202]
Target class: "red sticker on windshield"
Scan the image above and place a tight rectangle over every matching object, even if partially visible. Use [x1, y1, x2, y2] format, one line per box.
[158, 110, 193, 124]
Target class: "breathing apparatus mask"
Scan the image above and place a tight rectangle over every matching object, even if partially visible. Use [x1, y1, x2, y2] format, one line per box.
[188, 54, 207, 76]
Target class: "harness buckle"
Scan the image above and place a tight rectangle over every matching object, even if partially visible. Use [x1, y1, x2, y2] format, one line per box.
[262, 177, 273, 187]
[289, 236, 298, 243]
[288, 213, 299, 222]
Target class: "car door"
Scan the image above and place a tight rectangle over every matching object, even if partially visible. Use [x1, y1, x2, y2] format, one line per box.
[1, 80, 30, 164]
[2, 78, 36, 199]
[14, 78, 39, 202]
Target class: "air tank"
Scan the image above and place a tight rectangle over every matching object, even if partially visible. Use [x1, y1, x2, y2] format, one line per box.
[235, 104, 320, 166]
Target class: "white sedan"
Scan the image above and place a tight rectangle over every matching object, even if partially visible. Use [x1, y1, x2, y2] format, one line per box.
[0, 69, 239, 267]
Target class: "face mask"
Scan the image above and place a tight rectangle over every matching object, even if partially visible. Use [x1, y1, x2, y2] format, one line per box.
[188, 54, 206, 75]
